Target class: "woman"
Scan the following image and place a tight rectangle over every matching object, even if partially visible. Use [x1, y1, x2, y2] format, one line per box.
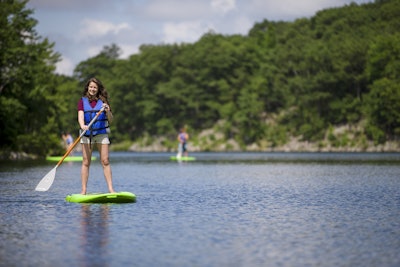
[78, 77, 116, 195]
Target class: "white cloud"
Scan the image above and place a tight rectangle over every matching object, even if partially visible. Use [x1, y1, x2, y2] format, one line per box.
[119, 44, 140, 59]
[56, 56, 74, 76]
[162, 21, 214, 44]
[87, 45, 103, 58]
[211, 0, 236, 14]
[78, 19, 130, 39]
[145, 0, 209, 20]
[233, 15, 253, 35]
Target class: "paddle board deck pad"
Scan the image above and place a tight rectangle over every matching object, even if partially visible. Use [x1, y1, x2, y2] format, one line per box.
[46, 156, 96, 162]
[66, 192, 136, 203]
[170, 156, 196, 161]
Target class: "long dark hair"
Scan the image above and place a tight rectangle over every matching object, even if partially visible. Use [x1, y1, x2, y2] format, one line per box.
[82, 77, 109, 104]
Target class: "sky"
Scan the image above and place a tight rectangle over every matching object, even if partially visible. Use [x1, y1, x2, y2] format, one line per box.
[26, 0, 373, 76]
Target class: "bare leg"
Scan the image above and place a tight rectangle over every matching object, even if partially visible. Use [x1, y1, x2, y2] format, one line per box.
[81, 144, 92, 195]
[177, 143, 182, 158]
[184, 143, 188, 157]
[98, 143, 116, 193]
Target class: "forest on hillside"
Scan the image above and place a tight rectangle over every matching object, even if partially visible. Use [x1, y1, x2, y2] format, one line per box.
[1, 0, 399, 157]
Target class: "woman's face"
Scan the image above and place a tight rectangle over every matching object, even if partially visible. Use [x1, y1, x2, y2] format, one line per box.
[88, 81, 98, 96]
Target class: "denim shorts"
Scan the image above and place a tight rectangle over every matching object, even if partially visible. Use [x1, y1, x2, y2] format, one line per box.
[80, 134, 110, 144]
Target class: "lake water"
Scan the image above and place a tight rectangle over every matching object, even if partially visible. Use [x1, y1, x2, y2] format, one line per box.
[0, 152, 399, 267]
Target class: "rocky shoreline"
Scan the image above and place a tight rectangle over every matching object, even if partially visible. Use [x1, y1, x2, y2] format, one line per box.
[0, 151, 39, 161]
[127, 125, 400, 153]
[1, 142, 399, 161]
[2, 129, 399, 161]
[128, 138, 400, 153]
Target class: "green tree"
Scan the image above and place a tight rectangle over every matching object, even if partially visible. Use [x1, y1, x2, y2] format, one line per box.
[73, 43, 121, 83]
[364, 78, 400, 142]
[0, 0, 61, 155]
[364, 32, 400, 141]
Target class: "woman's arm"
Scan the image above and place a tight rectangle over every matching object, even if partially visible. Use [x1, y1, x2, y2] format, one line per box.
[78, 110, 88, 130]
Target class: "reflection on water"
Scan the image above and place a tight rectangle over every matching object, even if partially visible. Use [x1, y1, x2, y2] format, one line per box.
[0, 152, 399, 266]
[109, 151, 400, 164]
[79, 205, 110, 267]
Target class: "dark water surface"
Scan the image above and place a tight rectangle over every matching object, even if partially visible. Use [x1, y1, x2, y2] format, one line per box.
[0, 152, 399, 267]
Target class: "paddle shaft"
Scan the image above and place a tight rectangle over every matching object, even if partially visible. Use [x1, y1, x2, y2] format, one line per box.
[55, 106, 105, 167]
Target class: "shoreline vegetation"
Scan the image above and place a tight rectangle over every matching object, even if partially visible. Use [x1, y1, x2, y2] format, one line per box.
[125, 126, 400, 153]
[1, 140, 398, 161]
[2, 124, 398, 161]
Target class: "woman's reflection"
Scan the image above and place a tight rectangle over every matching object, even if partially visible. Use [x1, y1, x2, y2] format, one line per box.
[79, 204, 110, 267]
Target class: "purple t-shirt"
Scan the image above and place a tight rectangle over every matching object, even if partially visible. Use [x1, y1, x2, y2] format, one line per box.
[78, 98, 98, 111]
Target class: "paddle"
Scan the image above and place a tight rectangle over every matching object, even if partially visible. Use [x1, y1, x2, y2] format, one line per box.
[35, 106, 106, 191]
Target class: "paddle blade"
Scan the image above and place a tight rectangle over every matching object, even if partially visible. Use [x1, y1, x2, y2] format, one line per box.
[35, 166, 57, 191]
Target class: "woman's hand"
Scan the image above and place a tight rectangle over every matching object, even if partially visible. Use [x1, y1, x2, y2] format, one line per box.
[103, 103, 113, 123]
[102, 103, 110, 112]
[81, 125, 89, 131]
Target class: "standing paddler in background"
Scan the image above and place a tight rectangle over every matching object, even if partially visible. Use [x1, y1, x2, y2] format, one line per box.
[177, 127, 189, 158]
[78, 77, 116, 195]
[61, 131, 74, 152]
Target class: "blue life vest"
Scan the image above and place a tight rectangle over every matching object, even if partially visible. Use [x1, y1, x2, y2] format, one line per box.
[82, 97, 108, 136]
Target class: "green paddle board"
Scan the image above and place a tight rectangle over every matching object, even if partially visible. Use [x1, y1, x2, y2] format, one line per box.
[170, 156, 196, 161]
[46, 156, 96, 162]
[66, 192, 136, 203]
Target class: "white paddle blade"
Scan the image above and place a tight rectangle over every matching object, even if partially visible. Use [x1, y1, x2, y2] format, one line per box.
[35, 167, 57, 191]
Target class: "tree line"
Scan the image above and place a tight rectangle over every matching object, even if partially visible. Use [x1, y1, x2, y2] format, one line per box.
[1, 0, 399, 157]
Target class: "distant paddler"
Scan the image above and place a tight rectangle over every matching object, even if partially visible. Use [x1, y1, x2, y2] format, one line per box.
[177, 127, 189, 158]
[61, 131, 74, 153]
